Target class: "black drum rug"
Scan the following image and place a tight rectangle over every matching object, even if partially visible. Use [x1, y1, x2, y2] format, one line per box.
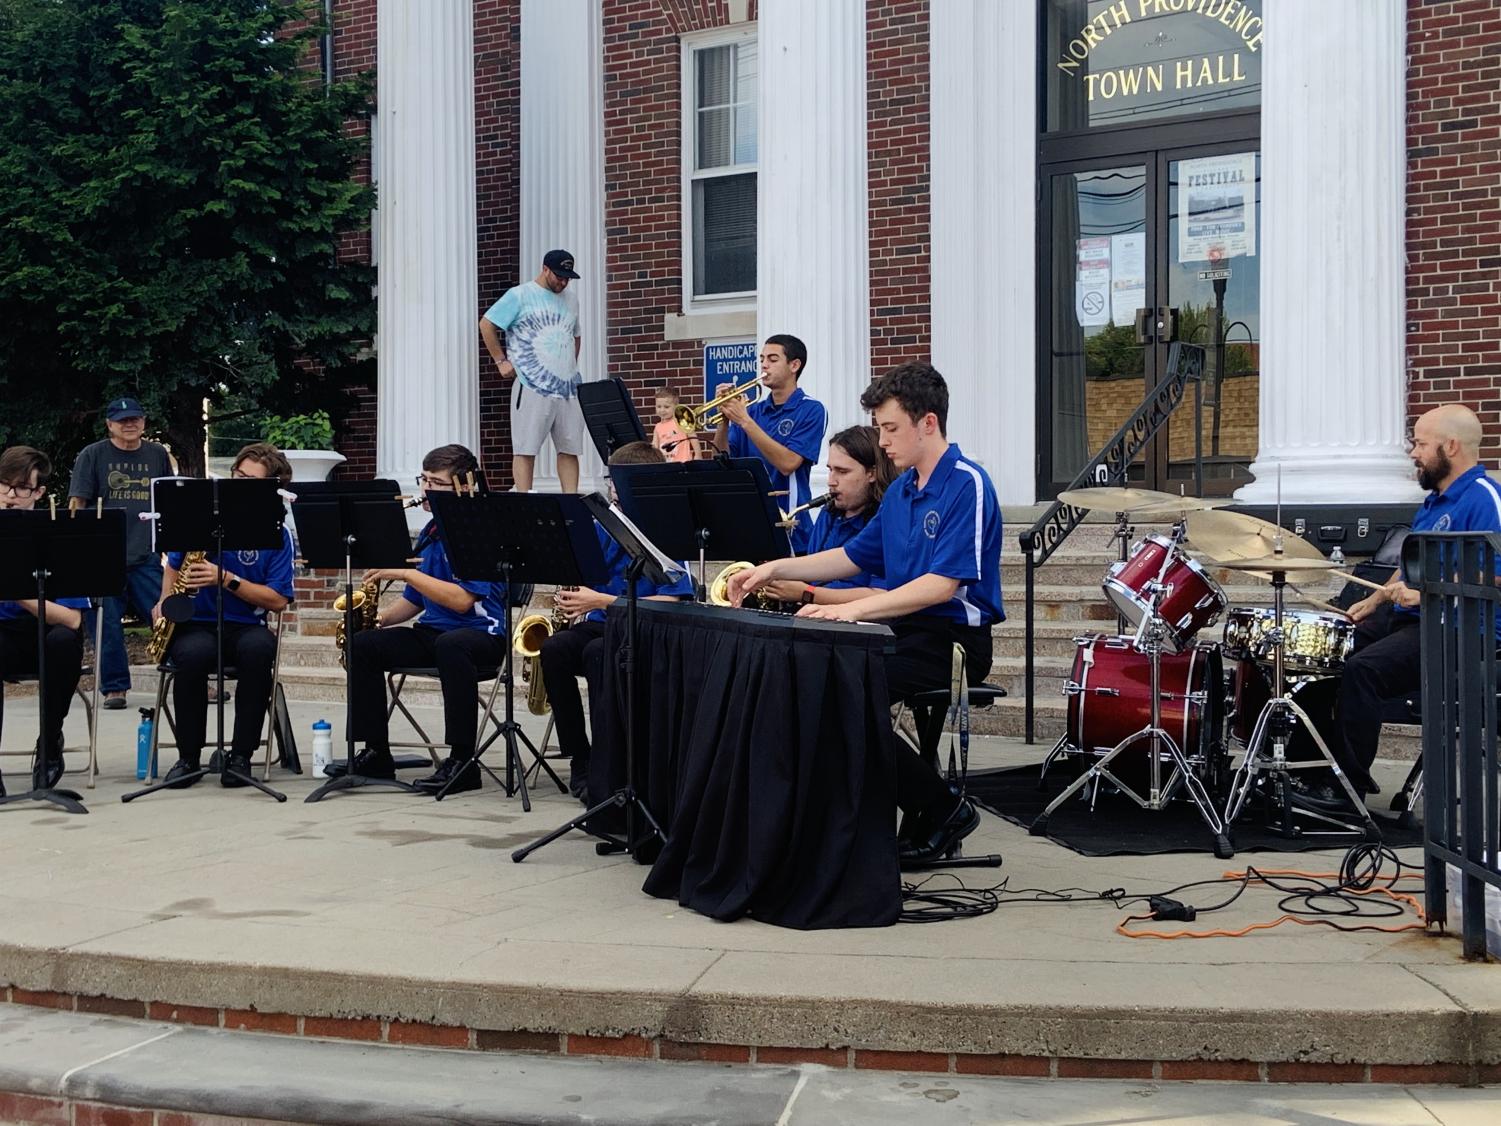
[969, 764, 1425, 857]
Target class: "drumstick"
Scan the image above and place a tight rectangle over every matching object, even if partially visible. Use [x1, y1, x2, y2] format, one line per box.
[1331, 568, 1385, 592]
[1290, 587, 1350, 617]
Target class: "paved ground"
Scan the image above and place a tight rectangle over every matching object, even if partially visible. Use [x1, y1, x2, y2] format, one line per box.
[2, 1005, 1499, 1125]
[0, 689, 1494, 1069]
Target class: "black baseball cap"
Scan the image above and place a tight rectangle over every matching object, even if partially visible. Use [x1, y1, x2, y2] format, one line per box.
[105, 396, 145, 421]
[543, 249, 579, 279]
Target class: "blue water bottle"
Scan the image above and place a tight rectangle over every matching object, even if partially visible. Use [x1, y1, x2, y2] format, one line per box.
[136, 708, 156, 780]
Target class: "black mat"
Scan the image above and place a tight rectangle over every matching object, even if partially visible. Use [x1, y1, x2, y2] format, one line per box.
[969, 764, 1424, 857]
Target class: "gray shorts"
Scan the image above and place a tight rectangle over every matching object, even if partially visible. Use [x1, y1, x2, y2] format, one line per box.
[510, 380, 586, 458]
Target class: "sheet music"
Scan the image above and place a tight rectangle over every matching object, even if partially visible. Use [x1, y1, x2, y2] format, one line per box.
[605, 501, 688, 578]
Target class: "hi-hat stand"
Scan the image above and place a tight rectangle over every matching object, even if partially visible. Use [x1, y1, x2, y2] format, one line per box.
[1031, 522, 1234, 859]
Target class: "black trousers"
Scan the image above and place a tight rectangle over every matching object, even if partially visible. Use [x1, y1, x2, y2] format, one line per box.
[348, 625, 508, 759]
[883, 617, 994, 822]
[1334, 606, 1421, 794]
[0, 617, 82, 751]
[167, 621, 276, 761]
[539, 620, 606, 767]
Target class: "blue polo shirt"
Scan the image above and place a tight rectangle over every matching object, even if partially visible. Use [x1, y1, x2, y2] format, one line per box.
[1398, 463, 1501, 626]
[0, 596, 91, 623]
[583, 524, 694, 624]
[727, 386, 827, 554]
[166, 530, 296, 626]
[805, 509, 879, 591]
[402, 522, 508, 636]
[844, 444, 1004, 627]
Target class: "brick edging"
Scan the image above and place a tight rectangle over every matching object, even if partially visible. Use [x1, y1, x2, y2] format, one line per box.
[5, 988, 1492, 1087]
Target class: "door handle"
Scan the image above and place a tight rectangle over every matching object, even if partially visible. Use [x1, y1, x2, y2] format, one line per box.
[1134, 307, 1180, 344]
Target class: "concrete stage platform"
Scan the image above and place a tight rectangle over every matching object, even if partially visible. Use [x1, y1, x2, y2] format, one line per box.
[0, 693, 1496, 1088]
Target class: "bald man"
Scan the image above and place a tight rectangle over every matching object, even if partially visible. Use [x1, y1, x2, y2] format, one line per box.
[1310, 405, 1501, 807]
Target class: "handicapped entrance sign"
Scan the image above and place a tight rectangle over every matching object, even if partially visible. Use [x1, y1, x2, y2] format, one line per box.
[703, 341, 757, 403]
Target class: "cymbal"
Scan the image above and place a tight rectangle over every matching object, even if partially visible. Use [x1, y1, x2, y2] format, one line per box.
[1185, 509, 1325, 565]
[1130, 497, 1236, 518]
[1214, 555, 1340, 573]
[1057, 486, 1229, 514]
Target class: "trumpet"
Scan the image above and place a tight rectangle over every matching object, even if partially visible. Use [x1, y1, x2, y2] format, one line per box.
[674, 378, 763, 431]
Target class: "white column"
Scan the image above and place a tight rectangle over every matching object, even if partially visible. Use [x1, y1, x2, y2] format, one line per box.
[1236, 0, 1421, 504]
[930, 1, 1036, 506]
[519, 0, 607, 491]
[376, 0, 478, 492]
[757, 0, 869, 448]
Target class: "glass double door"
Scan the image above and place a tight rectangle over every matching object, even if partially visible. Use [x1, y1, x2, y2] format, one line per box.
[1040, 140, 1262, 499]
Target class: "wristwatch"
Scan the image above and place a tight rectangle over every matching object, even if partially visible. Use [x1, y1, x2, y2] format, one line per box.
[225, 574, 242, 593]
[799, 586, 816, 606]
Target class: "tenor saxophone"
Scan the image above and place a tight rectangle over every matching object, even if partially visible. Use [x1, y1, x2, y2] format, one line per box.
[334, 579, 383, 670]
[147, 551, 206, 664]
[513, 587, 576, 716]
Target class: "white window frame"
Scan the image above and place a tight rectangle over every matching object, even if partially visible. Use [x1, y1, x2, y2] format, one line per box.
[680, 24, 758, 314]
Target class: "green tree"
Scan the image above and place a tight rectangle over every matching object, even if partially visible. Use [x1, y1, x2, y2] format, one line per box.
[0, 0, 374, 478]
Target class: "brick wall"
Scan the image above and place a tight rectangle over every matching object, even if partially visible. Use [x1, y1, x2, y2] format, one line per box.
[867, 0, 931, 373]
[1406, 0, 1501, 462]
[601, 1, 734, 421]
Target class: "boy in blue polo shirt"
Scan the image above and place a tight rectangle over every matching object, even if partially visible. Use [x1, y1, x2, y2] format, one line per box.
[0, 446, 89, 794]
[713, 334, 827, 553]
[540, 442, 695, 801]
[345, 444, 510, 797]
[727, 363, 1003, 863]
[156, 444, 296, 789]
[1317, 404, 1501, 805]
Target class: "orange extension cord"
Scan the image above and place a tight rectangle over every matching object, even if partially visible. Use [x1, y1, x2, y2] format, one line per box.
[1115, 865, 1429, 940]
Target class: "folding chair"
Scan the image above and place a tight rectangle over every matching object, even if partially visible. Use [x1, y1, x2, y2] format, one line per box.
[1, 600, 105, 788]
[147, 611, 292, 782]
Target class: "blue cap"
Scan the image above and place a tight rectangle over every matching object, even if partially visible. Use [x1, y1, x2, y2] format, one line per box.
[105, 397, 145, 421]
[313, 719, 331, 730]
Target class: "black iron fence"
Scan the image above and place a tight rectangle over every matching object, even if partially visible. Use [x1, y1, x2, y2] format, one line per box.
[1017, 343, 1205, 743]
[1409, 531, 1501, 960]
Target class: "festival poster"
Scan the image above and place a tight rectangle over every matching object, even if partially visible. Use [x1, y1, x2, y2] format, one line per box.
[1179, 152, 1257, 264]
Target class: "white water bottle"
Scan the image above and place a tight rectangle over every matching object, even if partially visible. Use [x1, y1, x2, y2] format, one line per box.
[311, 719, 333, 776]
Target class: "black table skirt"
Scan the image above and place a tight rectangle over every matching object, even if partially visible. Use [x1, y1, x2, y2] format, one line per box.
[591, 601, 901, 929]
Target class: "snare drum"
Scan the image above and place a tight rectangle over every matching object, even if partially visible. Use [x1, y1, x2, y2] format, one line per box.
[1222, 607, 1354, 675]
[1103, 535, 1226, 652]
[1065, 634, 1224, 770]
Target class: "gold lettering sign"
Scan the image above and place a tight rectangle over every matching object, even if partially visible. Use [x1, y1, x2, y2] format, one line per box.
[1057, 0, 1263, 106]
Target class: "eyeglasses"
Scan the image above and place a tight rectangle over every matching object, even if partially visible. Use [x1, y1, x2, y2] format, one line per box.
[415, 475, 455, 491]
[0, 482, 38, 498]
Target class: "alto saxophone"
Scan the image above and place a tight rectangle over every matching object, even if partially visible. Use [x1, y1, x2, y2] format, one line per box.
[334, 579, 383, 670]
[147, 551, 206, 664]
[512, 587, 576, 716]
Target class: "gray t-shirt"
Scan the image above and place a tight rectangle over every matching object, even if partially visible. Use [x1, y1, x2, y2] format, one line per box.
[69, 438, 175, 565]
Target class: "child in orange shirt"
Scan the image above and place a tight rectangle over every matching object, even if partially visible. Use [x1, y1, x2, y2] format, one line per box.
[651, 386, 696, 462]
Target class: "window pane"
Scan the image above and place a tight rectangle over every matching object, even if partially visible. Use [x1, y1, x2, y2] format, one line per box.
[696, 44, 733, 109]
[733, 106, 756, 165]
[693, 173, 757, 297]
[734, 40, 757, 104]
[697, 106, 732, 170]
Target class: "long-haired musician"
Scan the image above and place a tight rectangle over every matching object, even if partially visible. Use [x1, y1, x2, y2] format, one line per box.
[539, 441, 695, 802]
[727, 363, 1003, 863]
[0, 447, 88, 795]
[758, 424, 894, 608]
[343, 444, 510, 796]
[154, 443, 296, 789]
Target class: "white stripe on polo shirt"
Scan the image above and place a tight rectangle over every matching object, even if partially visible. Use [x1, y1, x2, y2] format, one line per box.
[954, 459, 985, 578]
[1477, 476, 1501, 524]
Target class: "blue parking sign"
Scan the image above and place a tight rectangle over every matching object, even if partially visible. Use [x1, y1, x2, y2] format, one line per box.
[703, 341, 758, 403]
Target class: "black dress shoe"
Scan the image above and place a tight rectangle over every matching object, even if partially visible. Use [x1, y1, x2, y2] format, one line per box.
[1289, 779, 1353, 811]
[220, 753, 253, 787]
[163, 758, 204, 789]
[328, 747, 397, 780]
[416, 756, 481, 795]
[899, 798, 980, 864]
[44, 746, 65, 790]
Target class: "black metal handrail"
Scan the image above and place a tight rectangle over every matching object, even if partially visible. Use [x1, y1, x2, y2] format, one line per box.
[1017, 342, 1205, 743]
[1409, 531, 1501, 960]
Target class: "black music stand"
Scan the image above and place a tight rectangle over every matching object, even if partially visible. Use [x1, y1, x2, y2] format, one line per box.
[512, 493, 682, 863]
[293, 481, 420, 802]
[428, 491, 609, 806]
[0, 508, 125, 814]
[122, 478, 288, 803]
[609, 458, 790, 594]
[577, 378, 648, 464]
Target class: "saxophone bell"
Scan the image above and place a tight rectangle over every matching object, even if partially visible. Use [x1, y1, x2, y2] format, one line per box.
[160, 592, 196, 624]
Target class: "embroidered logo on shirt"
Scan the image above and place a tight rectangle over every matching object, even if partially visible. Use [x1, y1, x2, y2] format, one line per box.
[1435, 513, 1453, 532]
[777, 418, 795, 438]
[923, 510, 941, 538]
[237, 550, 260, 566]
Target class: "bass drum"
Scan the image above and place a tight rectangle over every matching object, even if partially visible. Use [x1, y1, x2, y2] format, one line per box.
[1064, 634, 1226, 792]
[1228, 659, 1341, 761]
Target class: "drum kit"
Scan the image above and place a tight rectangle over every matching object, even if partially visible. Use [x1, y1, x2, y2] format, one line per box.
[1032, 486, 1382, 858]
